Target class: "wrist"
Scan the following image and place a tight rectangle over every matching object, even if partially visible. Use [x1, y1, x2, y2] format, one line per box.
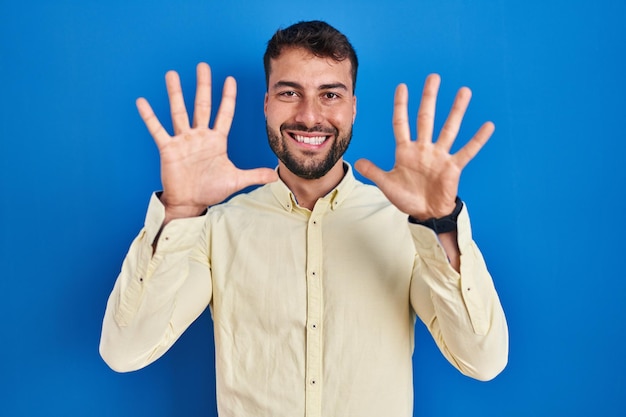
[408, 197, 463, 234]
[158, 192, 208, 224]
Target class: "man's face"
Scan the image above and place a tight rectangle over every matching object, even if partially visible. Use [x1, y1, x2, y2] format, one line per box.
[264, 47, 357, 180]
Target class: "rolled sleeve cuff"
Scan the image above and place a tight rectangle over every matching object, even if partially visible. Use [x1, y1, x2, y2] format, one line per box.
[146, 193, 207, 254]
[114, 193, 207, 326]
[409, 202, 493, 335]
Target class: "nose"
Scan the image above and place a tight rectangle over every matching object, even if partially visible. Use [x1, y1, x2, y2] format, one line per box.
[294, 96, 323, 127]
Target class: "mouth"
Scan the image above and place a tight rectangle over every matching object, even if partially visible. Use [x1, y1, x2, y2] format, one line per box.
[290, 133, 330, 146]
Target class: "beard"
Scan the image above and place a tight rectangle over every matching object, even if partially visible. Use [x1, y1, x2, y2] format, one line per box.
[266, 122, 353, 180]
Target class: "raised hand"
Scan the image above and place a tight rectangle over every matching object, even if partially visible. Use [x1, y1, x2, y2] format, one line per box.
[136, 63, 278, 223]
[355, 74, 494, 221]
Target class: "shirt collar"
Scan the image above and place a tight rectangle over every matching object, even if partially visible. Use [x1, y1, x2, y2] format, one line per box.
[269, 162, 357, 212]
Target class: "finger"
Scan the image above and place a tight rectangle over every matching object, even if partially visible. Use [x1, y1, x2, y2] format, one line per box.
[453, 121, 495, 168]
[354, 158, 387, 186]
[165, 70, 191, 135]
[437, 86, 472, 151]
[212, 76, 237, 137]
[136, 97, 170, 148]
[392, 84, 411, 144]
[416, 73, 441, 143]
[192, 63, 212, 128]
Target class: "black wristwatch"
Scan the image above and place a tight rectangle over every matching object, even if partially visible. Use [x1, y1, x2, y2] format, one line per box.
[408, 197, 463, 234]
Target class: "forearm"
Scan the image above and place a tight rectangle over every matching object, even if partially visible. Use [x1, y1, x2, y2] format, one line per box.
[99, 194, 212, 372]
[436, 231, 460, 272]
[421, 256, 508, 381]
[410, 206, 508, 380]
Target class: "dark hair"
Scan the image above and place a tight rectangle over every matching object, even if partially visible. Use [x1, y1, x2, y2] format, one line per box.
[263, 20, 358, 92]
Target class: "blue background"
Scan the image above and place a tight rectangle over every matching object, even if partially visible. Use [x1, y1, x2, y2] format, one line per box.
[1, 0, 625, 416]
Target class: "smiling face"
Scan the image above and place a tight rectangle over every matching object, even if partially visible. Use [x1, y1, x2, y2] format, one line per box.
[264, 47, 357, 180]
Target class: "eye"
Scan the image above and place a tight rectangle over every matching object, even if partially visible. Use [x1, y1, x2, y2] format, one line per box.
[279, 91, 298, 98]
[323, 92, 339, 100]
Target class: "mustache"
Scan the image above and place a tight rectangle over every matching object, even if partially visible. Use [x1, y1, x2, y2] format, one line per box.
[280, 123, 338, 135]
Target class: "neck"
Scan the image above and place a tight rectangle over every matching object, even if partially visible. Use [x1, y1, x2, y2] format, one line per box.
[278, 160, 346, 210]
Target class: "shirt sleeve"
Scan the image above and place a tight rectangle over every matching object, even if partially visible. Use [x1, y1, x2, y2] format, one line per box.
[409, 202, 509, 381]
[99, 193, 212, 372]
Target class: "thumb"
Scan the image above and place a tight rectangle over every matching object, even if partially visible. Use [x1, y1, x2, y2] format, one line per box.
[354, 158, 386, 185]
[239, 167, 279, 188]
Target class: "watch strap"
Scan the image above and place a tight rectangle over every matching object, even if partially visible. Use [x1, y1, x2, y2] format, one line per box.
[408, 197, 463, 234]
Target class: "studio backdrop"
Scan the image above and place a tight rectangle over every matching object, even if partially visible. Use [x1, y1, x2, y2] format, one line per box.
[1, 0, 624, 416]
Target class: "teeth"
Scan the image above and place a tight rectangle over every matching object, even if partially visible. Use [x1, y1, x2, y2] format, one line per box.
[294, 134, 327, 145]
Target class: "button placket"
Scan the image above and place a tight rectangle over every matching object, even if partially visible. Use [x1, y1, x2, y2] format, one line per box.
[304, 203, 328, 417]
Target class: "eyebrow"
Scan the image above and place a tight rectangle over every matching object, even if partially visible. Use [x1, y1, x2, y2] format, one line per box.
[272, 81, 349, 91]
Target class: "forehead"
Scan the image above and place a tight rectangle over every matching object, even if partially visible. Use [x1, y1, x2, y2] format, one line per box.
[268, 47, 353, 90]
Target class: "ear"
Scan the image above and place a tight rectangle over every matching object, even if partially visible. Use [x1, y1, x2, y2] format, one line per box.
[264, 92, 269, 117]
[352, 95, 357, 124]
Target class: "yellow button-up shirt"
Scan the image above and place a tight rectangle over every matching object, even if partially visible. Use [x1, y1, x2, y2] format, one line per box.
[100, 165, 508, 417]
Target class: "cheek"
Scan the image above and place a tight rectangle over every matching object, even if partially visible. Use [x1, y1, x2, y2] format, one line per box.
[266, 117, 282, 134]
[328, 107, 355, 128]
[265, 103, 288, 126]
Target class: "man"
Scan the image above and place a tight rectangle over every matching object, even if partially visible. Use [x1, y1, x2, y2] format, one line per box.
[100, 20, 508, 417]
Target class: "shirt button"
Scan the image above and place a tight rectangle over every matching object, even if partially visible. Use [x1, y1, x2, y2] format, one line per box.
[310, 323, 317, 330]
[310, 379, 317, 386]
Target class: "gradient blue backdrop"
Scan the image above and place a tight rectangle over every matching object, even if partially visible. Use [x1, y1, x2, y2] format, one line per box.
[1, 0, 624, 416]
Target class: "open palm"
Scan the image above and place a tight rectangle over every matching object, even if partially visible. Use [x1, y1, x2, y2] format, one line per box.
[355, 74, 494, 220]
[136, 63, 277, 222]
